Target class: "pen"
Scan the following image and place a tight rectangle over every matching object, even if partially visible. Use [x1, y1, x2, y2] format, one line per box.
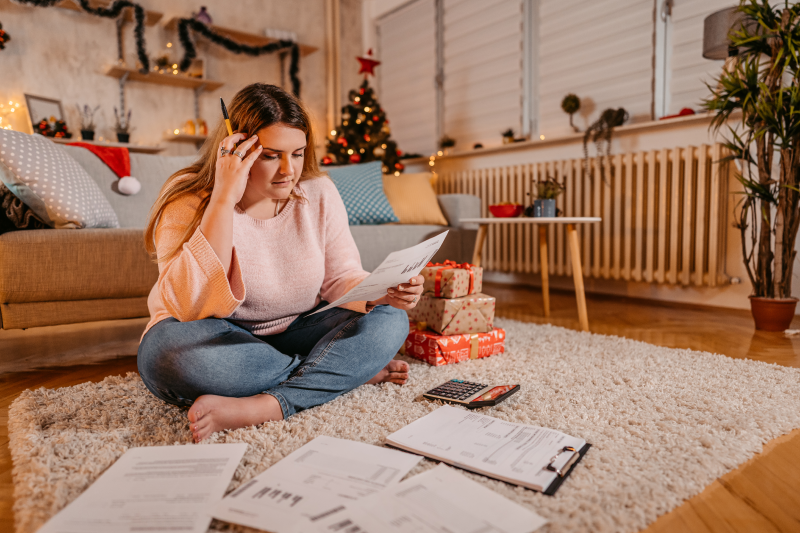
[220, 98, 233, 136]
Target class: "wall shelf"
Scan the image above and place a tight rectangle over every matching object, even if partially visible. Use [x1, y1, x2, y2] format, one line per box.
[165, 133, 208, 144]
[105, 65, 224, 91]
[164, 17, 318, 56]
[55, 0, 163, 26]
[50, 137, 164, 154]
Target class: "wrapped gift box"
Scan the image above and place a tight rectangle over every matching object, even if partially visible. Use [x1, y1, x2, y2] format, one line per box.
[407, 293, 495, 335]
[421, 260, 483, 298]
[400, 323, 506, 366]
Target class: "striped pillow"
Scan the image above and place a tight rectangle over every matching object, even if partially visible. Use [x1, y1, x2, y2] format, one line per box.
[326, 161, 399, 225]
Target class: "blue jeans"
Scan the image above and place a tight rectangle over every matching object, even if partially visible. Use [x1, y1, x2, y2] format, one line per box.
[137, 303, 408, 419]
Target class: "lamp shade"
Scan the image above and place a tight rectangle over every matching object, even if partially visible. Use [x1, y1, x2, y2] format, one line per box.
[703, 6, 755, 60]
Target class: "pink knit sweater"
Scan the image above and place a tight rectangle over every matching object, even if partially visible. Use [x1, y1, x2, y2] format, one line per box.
[142, 176, 371, 339]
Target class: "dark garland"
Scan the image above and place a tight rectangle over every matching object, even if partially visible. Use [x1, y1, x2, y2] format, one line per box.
[13, 0, 149, 72]
[176, 18, 301, 96]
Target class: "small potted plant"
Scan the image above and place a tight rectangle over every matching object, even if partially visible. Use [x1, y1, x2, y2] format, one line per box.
[77, 104, 99, 140]
[439, 134, 456, 155]
[525, 174, 564, 218]
[501, 128, 515, 144]
[561, 93, 581, 132]
[114, 107, 132, 143]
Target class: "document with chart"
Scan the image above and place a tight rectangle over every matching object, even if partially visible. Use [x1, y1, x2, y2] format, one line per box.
[38, 443, 248, 533]
[385, 405, 590, 495]
[310, 464, 547, 533]
[311, 230, 448, 314]
[211, 436, 423, 533]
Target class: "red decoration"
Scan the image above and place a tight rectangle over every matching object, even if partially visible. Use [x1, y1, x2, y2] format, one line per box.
[359, 88, 365, 95]
[659, 107, 696, 121]
[349, 153, 362, 163]
[402, 323, 506, 366]
[395, 162, 404, 171]
[337, 137, 348, 147]
[364, 134, 370, 142]
[322, 156, 333, 165]
[396, 149, 402, 156]
[68, 142, 131, 178]
[373, 115, 379, 122]
[356, 49, 381, 77]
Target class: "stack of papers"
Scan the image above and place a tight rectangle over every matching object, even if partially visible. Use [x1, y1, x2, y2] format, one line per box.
[39, 406, 580, 533]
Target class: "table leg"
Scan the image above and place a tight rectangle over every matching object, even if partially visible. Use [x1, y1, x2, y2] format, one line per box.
[567, 223, 589, 331]
[472, 224, 488, 268]
[538, 225, 550, 318]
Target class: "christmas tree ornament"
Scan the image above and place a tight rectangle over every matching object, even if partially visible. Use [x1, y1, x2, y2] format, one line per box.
[356, 49, 381, 77]
[349, 153, 361, 163]
[322, 155, 333, 165]
[0, 22, 10, 51]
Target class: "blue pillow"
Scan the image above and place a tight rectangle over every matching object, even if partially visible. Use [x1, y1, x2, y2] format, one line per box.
[325, 161, 399, 225]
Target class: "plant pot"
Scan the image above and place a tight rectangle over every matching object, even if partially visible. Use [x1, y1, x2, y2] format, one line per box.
[80, 130, 95, 141]
[116, 132, 130, 143]
[749, 296, 798, 331]
[533, 199, 556, 218]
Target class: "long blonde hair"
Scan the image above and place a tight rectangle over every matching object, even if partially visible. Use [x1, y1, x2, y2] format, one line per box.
[144, 83, 321, 263]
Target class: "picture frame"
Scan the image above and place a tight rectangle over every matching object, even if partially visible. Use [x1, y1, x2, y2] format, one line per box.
[24, 94, 64, 132]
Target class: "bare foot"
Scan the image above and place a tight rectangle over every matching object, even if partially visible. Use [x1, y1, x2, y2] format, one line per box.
[367, 360, 410, 385]
[187, 393, 283, 442]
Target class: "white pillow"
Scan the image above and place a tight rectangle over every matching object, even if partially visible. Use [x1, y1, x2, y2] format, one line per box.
[0, 129, 119, 229]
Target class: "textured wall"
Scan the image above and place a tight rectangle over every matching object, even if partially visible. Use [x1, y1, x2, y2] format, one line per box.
[0, 0, 360, 156]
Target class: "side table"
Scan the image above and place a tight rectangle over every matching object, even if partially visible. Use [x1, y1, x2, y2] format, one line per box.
[460, 217, 602, 331]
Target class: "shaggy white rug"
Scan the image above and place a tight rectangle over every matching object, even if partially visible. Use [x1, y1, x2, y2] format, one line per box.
[9, 319, 800, 533]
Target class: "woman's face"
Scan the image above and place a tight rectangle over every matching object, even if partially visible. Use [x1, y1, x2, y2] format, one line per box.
[246, 123, 307, 200]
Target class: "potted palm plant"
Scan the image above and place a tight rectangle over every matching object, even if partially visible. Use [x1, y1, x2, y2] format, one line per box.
[704, 0, 800, 331]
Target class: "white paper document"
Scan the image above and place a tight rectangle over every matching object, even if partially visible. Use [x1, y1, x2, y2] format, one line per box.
[385, 406, 586, 493]
[312, 230, 449, 314]
[310, 463, 547, 533]
[212, 435, 423, 533]
[38, 443, 248, 533]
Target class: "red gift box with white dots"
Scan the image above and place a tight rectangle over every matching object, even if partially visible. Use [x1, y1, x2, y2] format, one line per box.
[401, 322, 506, 366]
[407, 293, 495, 335]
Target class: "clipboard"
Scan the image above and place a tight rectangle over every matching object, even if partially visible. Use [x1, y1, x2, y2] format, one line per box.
[542, 443, 592, 496]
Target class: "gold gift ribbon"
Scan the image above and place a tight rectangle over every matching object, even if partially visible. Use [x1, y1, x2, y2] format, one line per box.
[469, 333, 480, 359]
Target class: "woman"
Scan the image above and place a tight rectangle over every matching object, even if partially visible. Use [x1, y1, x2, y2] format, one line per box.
[138, 83, 422, 442]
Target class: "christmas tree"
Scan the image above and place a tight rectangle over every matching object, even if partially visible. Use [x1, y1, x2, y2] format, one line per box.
[321, 51, 404, 174]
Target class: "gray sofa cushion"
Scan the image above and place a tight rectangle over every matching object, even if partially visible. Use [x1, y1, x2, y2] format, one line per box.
[61, 146, 195, 228]
[437, 194, 481, 228]
[350, 224, 474, 272]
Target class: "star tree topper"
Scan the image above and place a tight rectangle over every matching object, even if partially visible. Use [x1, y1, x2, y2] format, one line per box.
[356, 49, 380, 77]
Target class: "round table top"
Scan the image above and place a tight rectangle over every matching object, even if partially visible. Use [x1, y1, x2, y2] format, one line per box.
[461, 217, 601, 224]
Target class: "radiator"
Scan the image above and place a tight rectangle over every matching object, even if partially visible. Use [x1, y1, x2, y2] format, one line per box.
[434, 144, 730, 287]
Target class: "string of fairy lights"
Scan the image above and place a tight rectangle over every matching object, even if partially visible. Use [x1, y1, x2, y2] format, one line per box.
[0, 100, 22, 131]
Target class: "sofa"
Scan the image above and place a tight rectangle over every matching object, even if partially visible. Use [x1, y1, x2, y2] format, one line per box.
[0, 146, 480, 331]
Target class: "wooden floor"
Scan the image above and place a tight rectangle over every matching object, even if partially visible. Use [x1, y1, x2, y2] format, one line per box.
[2, 283, 799, 532]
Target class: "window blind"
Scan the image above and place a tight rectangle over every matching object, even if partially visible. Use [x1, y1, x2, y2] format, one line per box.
[538, 0, 654, 137]
[668, 0, 738, 115]
[442, 0, 523, 149]
[377, 0, 438, 156]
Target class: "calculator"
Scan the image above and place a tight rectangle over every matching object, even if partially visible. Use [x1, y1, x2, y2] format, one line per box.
[423, 379, 520, 409]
